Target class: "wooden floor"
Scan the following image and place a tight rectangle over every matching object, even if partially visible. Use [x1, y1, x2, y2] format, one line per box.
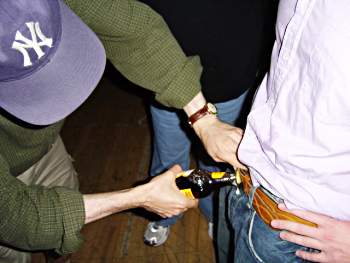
[32, 69, 215, 263]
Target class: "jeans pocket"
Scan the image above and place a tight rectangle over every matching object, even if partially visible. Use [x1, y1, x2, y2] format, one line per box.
[227, 186, 258, 252]
[248, 212, 313, 263]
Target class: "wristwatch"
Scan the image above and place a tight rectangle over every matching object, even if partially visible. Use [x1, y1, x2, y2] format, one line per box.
[188, 103, 217, 126]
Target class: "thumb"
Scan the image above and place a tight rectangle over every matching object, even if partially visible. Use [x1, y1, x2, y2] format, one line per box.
[168, 164, 183, 175]
[188, 198, 199, 208]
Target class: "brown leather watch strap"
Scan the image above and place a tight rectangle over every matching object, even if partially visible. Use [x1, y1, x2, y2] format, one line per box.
[188, 103, 217, 126]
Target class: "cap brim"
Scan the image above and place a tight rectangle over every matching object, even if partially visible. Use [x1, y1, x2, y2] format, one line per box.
[0, 0, 106, 125]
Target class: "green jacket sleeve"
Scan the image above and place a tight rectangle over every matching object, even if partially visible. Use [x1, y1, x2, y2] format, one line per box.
[0, 156, 85, 255]
[64, 0, 202, 108]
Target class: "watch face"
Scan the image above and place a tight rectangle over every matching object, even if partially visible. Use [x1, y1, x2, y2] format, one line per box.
[207, 103, 217, 114]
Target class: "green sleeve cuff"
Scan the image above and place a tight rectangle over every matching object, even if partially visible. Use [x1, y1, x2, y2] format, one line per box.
[55, 188, 85, 255]
[155, 56, 202, 109]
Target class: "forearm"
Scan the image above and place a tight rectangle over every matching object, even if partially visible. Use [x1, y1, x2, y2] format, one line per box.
[83, 186, 145, 224]
[183, 91, 217, 134]
[84, 166, 197, 223]
[183, 92, 246, 169]
[183, 92, 206, 116]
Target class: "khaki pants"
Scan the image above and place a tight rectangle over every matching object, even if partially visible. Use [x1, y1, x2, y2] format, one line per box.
[0, 136, 79, 263]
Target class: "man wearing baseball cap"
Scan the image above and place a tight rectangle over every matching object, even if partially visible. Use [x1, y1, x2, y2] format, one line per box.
[0, 0, 243, 262]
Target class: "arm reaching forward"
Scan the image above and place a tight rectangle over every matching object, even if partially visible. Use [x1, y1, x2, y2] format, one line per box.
[84, 165, 198, 224]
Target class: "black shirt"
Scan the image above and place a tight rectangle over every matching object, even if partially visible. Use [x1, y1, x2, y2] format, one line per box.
[140, 0, 278, 102]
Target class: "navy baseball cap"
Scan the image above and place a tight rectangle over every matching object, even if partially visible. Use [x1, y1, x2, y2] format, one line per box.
[0, 0, 106, 125]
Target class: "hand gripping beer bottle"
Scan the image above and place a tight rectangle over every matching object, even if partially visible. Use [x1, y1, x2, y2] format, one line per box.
[175, 169, 235, 199]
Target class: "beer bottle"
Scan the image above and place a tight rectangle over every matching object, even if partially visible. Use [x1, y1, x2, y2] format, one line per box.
[176, 169, 235, 199]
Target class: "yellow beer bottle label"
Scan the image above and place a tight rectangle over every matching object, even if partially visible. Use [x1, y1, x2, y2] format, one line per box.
[211, 172, 226, 179]
[180, 188, 195, 199]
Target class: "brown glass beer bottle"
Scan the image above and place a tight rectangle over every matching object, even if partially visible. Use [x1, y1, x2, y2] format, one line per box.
[175, 169, 235, 199]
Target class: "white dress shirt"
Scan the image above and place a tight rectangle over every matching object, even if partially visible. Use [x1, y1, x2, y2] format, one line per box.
[239, 0, 350, 220]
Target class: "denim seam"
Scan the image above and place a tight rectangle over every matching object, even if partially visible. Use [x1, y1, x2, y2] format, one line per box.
[248, 211, 265, 263]
[247, 186, 258, 208]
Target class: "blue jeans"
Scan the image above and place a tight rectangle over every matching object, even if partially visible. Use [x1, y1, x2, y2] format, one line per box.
[150, 90, 249, 227]
[218, 185, 315, 263]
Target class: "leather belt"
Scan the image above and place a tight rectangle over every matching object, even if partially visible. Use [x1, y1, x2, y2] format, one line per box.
[235, 169, 317, 228]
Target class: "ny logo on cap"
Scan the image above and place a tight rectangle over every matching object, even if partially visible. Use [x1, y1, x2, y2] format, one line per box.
[12, 22, 53, 67]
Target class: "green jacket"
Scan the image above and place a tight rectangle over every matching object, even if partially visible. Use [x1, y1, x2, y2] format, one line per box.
[0, 0, 202, 254]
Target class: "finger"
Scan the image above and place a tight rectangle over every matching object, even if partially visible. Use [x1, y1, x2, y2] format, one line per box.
[168, 164, 183, 174]
[238, 165, 249, 171]
[234, 162, 247, 170]
[271, 220, 319, 238]
[157, 212, 167, 218]
[175, 207, 187, 216]
[164, 212, 174, 218]
[227, 159, 246, 169]
[183, 198, 196, 208]
[295, 249, 327, 263]
[279, 231, 323, 251]
[211, 153, 232, 164]
[212, 156, 225, 163]
[277, 204, 329, 226]
[171, 210, 182, 216]
[187, 199, 199, 208]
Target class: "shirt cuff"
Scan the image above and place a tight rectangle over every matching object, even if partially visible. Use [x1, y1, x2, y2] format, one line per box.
[155, 56, 203, 109]
[54, 188, 85, 255]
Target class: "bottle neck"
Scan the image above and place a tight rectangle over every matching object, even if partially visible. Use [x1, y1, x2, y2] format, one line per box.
[210, 172, 235, 185]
